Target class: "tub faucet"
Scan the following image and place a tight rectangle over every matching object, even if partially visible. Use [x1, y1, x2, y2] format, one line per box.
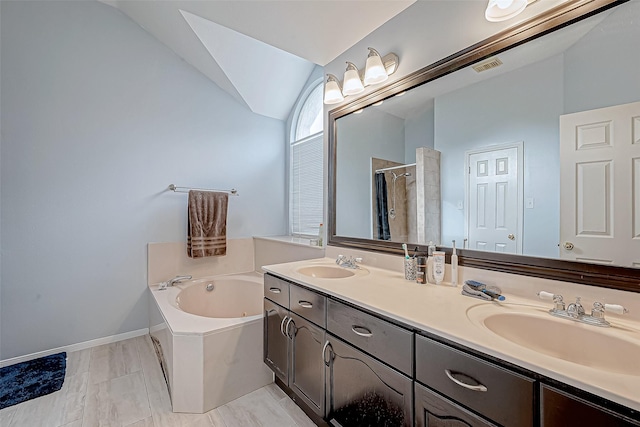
[159, 275, 192, 290]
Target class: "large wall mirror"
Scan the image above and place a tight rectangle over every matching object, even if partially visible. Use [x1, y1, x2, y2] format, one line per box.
[328, 0, 640, 292]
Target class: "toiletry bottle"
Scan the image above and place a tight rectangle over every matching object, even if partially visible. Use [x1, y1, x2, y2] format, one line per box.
[433, 251, 445, 285]
[451, 240, 458, 286]
[318, 223, 324, 247]
[426, 241, 436, 284]
[416, 256, 427, 284]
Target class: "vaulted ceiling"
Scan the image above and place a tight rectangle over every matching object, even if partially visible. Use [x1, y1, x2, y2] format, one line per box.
[102, 1, 415, 120]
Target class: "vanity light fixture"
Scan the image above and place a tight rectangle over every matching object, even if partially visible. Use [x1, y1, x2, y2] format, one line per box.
[323, 74, 344, 105]
[364, 48, 389, 85]
[342, 62, 365, 96]
[323, 47, 399, 104]
[485, 0, 534, 22]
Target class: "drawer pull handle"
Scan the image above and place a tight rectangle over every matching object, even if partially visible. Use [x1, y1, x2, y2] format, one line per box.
[269, 287, 281, 294]
[351, 325, 373, 338]
[322, 341, 333, 366]
[285, 317, 295, 338]
[280, 315, 289, 337]
[298, 301, 313, 309]
[445, 369, 487, 392]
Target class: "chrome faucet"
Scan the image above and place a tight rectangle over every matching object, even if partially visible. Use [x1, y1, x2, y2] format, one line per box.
[538, 291, 628, 327]
[566, 297, 585, 319]
[335, 255, 362, 269]
[158, 275, 192, 290]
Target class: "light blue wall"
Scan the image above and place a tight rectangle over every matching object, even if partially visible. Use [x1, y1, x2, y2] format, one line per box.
[564, 1, 640, 114]
[335, 108, 405, 238]
[404, 105, 435, 164]
[435, 55, 564, 257]
[0, 1, 285, 359]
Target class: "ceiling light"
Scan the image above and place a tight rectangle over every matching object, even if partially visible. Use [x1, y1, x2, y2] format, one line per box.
[323, 74, 344, 104]
[323, 48, 399, 105]
[485, 0, 528, 22]
[342, 62, 365, 96]
[364, 48, 389, 85]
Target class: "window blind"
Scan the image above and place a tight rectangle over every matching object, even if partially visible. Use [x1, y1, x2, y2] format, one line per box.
[290, 132, 323, 236]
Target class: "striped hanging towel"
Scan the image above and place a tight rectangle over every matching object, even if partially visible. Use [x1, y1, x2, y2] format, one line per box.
[187, 190, 228, 258]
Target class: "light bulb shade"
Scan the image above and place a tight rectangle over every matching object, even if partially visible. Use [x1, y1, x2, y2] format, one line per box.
[342, 62, 364, 96]
[364, 48, 388, 86]
[324, 74, 344, 104]
[485, 0, 527, 22]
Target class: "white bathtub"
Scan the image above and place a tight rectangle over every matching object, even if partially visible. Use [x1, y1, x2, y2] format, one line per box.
[148, 272, 273, 413]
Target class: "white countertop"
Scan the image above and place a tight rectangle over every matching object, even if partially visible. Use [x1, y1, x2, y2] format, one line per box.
[263, 257, 640, 413]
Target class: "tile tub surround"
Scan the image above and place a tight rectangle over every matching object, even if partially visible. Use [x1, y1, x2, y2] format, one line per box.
[263, 253, 640, 412]
[0, 336, 314, 427]
[253, 236, 325, 272]
[148, 237, 324, 284]
[147, 239, 255, 285]
[148, 272, 273, 413]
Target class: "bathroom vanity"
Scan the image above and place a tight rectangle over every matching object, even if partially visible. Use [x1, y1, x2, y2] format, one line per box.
[262, 258, 640, 427]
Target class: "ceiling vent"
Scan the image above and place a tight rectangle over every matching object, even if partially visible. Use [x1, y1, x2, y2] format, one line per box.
[472, 57, 503, 73]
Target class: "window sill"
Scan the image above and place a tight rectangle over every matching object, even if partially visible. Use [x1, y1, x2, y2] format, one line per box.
[253, 235, 325, 250]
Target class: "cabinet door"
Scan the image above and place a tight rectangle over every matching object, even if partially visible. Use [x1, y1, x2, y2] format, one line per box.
[325, 335, 413, 427]
[541, 385, 640, 427]
[415, 383, 497, 427]
[289, 313, 325, 416]
[264, 298, 289, 384]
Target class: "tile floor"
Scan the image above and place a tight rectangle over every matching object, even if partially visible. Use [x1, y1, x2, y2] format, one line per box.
[0, 335, 315, 427]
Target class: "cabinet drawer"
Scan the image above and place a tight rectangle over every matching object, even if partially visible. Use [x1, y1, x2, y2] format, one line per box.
[541, 385, 640, 427]
[415, 382, 497, 427]
[416, 335, 534, 427]
[327, 299, 412, 376]
[290, 284, 326, 327]
[264, 274, 289, 307]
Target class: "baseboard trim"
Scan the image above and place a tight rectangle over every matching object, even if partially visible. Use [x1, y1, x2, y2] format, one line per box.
[0, 328, 150, 367]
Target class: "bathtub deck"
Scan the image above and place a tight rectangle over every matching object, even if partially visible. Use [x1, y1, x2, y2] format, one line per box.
[0, 335, 315, 427]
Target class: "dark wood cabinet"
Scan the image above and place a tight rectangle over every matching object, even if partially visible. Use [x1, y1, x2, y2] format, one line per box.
[264, 274, 326, 417]
[541, 385, 640, 427]
[416, 334, 535, 427]
[415, 383, 497, 427]
[289, 313, 326, 416]
[264, 273, 639, 427]
[325, 335, 413, 427]
[264, 297, 289, 384]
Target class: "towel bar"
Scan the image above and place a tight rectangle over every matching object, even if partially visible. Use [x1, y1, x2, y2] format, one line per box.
[168, 184, 238, 196]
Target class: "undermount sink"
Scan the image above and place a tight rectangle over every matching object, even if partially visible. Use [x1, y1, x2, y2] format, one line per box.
[467, 305, 640, 376]
[296, 266, 356, 279]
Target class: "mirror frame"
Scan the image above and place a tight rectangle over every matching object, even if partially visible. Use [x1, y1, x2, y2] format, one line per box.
[328, 0, 639, 293]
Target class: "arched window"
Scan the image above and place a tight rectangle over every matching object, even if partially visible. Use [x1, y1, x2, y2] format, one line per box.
[290, 81, 323, 237]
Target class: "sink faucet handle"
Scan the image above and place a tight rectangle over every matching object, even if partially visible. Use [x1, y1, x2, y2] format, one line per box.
[538, 291, 565, 311]
[354, 257, 363, 263]
[603, 303, 629, 315]
[537, 291, 556, 301]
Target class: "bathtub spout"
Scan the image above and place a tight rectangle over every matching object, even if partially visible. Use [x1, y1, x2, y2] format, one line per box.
[159, 275, 192, 290]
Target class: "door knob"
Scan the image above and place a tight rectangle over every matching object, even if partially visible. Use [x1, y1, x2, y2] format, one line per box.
[563, 242, 574, 250]
[507, 234, 515, 241]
